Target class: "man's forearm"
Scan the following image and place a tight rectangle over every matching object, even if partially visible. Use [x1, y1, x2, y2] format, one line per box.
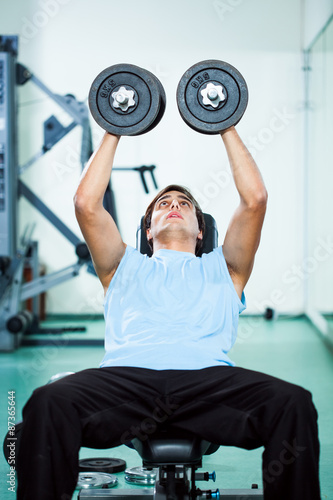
[220, 127, 267, 206]
[74, 133, 120, 210]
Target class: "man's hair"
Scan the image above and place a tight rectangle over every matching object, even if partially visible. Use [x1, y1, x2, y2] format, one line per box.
[143, 184, 205, 255]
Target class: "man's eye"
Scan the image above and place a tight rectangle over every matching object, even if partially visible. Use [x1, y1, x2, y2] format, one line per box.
[181, 201, 189, 206]
[160, 201, 168, 206]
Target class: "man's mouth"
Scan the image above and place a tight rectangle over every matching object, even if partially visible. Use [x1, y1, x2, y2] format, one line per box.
[167, 211, 183, 219]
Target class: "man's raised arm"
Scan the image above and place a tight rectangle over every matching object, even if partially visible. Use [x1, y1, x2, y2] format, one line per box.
[74, 133, 126, 292]
[221, 126, 268, 299]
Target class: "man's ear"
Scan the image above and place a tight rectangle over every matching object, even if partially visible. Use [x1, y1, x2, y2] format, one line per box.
[197, 230, 203, 241]
[146, 228, 152, 241]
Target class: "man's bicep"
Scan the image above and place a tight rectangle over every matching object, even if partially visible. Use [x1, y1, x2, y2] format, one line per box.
[222, 202, 266, 287]
[76, 206, 126, 287]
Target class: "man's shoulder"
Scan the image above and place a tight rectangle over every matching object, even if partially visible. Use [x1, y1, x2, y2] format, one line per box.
[123, 245, 148, 262]
[201, 246, 224, 262]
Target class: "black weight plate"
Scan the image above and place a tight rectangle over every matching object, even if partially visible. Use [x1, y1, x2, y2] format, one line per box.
[137, 73, 166, 135]
[177, 60, 248, 134]
[89, 63, 165, 136]
[3, 421, 23, 465]
[79, 457, 126, 474]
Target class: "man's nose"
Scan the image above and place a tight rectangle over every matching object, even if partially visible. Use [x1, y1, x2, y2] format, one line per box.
[170, 199, 180, 209]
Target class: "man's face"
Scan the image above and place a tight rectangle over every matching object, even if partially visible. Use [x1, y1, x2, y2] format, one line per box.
[147, 190, 203, 247]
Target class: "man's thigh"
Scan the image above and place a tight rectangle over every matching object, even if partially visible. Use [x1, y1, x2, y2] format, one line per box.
[30, 366, 167, 449]
[165, 366, 311, 449]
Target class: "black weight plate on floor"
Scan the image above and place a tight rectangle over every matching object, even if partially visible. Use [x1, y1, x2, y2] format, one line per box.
[3, 421, 23, 464]
[79, 457, 126, 473]
[89, 63, 165, 136]
[177, 59, 248, 134]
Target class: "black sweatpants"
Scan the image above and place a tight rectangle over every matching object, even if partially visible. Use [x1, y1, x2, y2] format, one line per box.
[16, 366, 320, 500]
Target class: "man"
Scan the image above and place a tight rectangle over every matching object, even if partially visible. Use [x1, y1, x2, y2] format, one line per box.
[17, 127, 320, 500]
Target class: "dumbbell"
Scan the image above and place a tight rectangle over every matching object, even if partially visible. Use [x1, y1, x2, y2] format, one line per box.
[176, 59, 248, 134]
[88, 63, 166, 136]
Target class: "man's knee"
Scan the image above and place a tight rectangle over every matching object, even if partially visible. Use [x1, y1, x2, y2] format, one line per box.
[279, 382, 317, 420]
[264, 376, 316, 417]
[287, 383, 314, 404]
[23, 383, 63, 416]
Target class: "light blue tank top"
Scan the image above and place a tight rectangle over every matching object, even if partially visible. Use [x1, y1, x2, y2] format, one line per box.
[100, 245, 246, 370]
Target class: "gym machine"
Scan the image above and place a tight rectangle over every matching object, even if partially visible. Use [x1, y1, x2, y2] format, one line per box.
[0, 35, 92, 351]
[0, 36, 158, 351]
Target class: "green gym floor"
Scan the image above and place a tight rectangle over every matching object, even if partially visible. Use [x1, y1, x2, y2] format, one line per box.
[0, 316, 332, 499]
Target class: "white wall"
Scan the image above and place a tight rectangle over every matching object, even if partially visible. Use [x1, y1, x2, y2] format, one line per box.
[303, 0, 333, 49]
[1, 0, 323, 315]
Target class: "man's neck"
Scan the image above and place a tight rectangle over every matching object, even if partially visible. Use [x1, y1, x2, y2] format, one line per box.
[152, 240, 196, 254]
